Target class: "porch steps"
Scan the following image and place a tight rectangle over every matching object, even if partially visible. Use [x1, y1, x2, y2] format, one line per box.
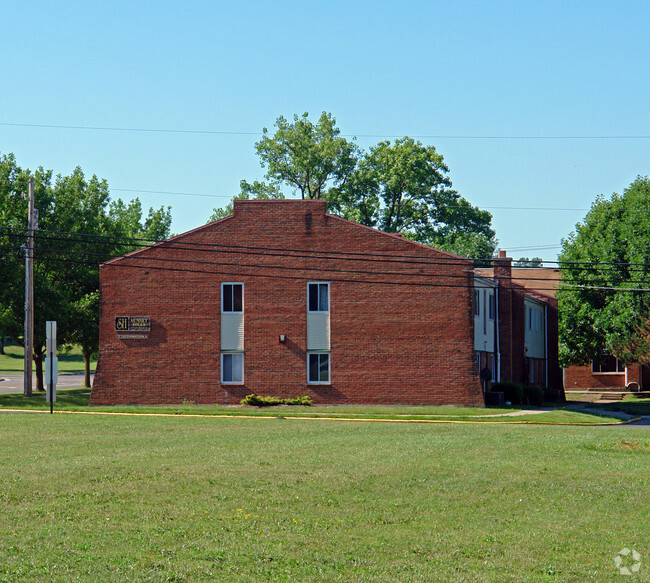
[598, 392, 627, 401]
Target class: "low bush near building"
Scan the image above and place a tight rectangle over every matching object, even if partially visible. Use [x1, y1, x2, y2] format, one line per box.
[241, 394, 313, 407]
[491, 383, 548, 407]
[492, 382, 524, 405]
[544, 388, 564, 403]
[524, 385, 544, 407]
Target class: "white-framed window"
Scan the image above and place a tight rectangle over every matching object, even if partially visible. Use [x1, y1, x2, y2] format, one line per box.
[308, 282, 329, 313]
[483, 290, 487, 334]
[221, 352, 244, 384]
[592, 356, 624, 373]
[308, 352, 330, 384]
[488, 293, 495, 321]
[527, 308, 542, 332]
[222, 283, 243, 313]
[474, 290, 480, 316]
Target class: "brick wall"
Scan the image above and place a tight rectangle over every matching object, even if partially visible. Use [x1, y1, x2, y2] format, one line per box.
[91, 200, 485, 406]
[491, 255, 562, 390]
[564, 366, 626, 389]
[494, 256, 527, 385]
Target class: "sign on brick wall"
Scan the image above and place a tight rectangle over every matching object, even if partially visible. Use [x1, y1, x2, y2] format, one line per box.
[115, 316, 151, 335]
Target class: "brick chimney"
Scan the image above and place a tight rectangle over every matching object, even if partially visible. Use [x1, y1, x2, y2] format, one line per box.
[493, 249, 512, 282]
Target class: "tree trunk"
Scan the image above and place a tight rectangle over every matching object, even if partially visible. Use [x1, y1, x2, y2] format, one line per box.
[0, 336, 4, 355]
[33, 350, 45, 391]
[84, 352, 91, 388]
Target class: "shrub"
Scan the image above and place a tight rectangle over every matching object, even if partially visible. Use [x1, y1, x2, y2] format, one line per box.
[524, 385, 544, 407]
[491, 382, 523, 405]
[283, 395, 313, 406]
[241, 394, 313, 407]
[544, 388, 563, 403]
[241, 394, 281, 407]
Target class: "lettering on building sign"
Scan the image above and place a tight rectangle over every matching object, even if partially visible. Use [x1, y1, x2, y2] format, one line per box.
[115, 316, 151, 338]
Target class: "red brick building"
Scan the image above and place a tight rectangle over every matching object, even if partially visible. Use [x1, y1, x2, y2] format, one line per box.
[90, 200, 561, 406]
[474, 253, 562, 392]
[564, 360, 650, 391]
[476, 261, 647, 391]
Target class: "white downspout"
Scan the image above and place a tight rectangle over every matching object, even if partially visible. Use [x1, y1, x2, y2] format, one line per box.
[544, 302, 549, 388]
[495, 284, 501, 383]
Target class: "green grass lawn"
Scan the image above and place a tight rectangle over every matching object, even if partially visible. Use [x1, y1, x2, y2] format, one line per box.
[0, 341, 96, 375]
[0, 413, 647, 582]
[592, 396, 650, 416]
[0, 389, 625, 425]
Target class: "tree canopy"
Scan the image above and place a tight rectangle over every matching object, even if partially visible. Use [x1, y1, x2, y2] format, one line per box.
[336, 137, 496, 256]
[558, 176, 650, 367]
[208, 180, 285, 223]
[211, 112, 497, 259]
[514, 257, 543, 267]
[255, 112, 358, 200]
[0, 152, 172, 389]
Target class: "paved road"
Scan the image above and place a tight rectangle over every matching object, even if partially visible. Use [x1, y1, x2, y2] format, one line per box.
[627, 416, 650, 426]
[0, 374, 93, 394]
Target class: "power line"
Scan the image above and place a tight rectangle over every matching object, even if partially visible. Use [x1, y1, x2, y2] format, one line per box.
[4, 245, 648, 293]
[111, 188, 231, 199]
[4, 121, 650, 140]
[0, 122, 260, 136]
[507, 245, 562, 252]
[0, 246, 574, 292]
[0, 227, 595, 274]
[3, 234, 650, 292]
[4, 225, 650, 274]
[0, 225, 158, 245]
[0, 246, 489, 290]
[0, 225, 492, 265]
[110, 187, 592, 211]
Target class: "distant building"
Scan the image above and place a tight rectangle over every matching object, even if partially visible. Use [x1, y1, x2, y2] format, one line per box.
[479, 258, 650, 391]
[474, 252, 561, 391]
[564, 358, 649, 391]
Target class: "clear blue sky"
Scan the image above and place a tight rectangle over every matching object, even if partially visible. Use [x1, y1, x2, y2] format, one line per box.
[2, 0, 649, 259]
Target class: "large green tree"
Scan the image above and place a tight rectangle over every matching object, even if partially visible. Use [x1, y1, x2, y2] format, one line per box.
[0, 154, 52, 377]
[212, 112, 497, 259]
[108, 198, 172, 242]
[336, 137, 496, 257]
[0, 153, 172, 390]
[74, 197, 172, 387]
[255, 112, 358, 200]
[558, 176, 650, 367]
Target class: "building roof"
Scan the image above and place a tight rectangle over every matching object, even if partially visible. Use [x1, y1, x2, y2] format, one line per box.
[475, 266, 560, 298]
[103, 199, 472, 266]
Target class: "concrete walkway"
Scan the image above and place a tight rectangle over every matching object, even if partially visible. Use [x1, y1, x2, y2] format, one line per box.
[477, 404, 650, 425]
[564, 403, 650, 426]
[477, 408, 555, 417]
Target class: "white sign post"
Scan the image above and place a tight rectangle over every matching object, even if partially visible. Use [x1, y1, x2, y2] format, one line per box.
[45, 321, 57, 414]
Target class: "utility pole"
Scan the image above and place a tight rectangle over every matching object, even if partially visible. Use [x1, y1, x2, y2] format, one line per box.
[24, 177, 35, 397]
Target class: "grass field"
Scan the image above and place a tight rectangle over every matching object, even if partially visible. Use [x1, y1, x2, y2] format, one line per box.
[0, 413, 648, 582]
[595, 396, 650, 416]
[0, 341, 96, 375]
[0, 388, 628, 425]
